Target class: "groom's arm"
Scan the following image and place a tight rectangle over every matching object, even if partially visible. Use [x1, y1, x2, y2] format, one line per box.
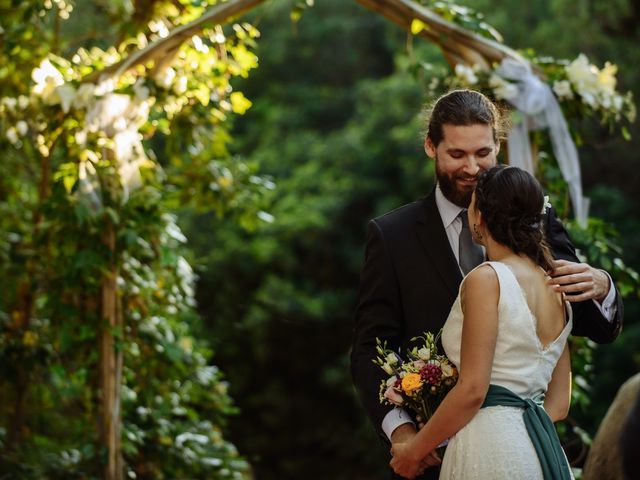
[351, 219, 405, 442]
[544, 207, 623, 343]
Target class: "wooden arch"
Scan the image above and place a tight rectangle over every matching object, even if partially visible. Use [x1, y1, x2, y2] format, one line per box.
[96, 0, 533, 83]
[94, 2, 540, 478]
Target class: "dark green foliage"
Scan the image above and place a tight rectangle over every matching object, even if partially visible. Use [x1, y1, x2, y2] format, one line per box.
[183, 1, 640, 478]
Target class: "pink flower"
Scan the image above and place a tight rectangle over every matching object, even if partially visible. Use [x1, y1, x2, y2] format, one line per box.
[384, 386, 404, 406]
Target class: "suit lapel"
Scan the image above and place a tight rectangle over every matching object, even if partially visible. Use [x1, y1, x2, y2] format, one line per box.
[415, 191, 462, 297]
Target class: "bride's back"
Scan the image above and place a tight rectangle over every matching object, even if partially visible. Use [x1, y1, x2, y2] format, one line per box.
[505, 258, 566, 348]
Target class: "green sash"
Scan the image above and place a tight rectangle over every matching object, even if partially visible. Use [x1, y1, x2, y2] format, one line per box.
[481, 384, 572, 480]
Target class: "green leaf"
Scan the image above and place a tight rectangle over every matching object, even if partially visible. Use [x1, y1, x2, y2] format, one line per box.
[63, 175, 77, 193]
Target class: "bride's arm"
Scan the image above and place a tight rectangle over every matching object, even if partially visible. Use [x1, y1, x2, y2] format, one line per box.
[390, 265, 499, 477]
[543, 344, 571, 422]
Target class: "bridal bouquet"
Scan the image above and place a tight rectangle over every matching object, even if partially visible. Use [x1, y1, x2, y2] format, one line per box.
[373, 331, 458, 423]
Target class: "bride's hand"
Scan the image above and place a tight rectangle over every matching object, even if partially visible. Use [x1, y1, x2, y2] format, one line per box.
[390, 442, 422, 479]
[420, 449, 442, 468]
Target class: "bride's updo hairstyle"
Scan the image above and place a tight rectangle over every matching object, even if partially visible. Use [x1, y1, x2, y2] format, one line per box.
[474, 165, 554, 271]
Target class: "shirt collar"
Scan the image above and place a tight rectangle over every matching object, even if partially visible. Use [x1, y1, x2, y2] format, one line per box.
[435, 183, 465, 229]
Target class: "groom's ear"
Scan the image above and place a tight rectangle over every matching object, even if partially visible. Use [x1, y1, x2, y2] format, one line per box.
[424, 137, 436, 159]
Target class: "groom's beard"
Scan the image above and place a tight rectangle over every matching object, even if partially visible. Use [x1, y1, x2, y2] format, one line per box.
[436, 164, 477, 209]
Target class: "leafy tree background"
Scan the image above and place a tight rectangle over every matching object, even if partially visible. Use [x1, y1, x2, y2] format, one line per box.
[0, 0, 637, 479]
[183, 0, 640, 479]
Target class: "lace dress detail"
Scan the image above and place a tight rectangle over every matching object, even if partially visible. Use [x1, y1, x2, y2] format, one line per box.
[439, 261, 573, 479]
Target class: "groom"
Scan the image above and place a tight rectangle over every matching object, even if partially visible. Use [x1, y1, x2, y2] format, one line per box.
[350, 89, 623, 479]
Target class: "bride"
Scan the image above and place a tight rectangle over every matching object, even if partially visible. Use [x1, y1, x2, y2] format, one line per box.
[390, 165, 573, 479]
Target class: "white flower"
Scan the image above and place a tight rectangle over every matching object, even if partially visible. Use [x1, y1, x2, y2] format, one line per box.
[154, 67, 175, 89]
[386, 353, 398, 366]
[489, 74, 519, 101]
[191, 35, 209, 54]
[31, 59, 65, 103]
[2, 97, 17, 110]
[553, 80, 574, 100]
[173, 76, 188, 95]
[56, 84, 76, 113]
[386, 375, 398, 387]
[382, 363, 394, 375]
[612, 94, 623, 112]
[73, 83, 96, 110]
[16, 121, 28, 136]
[541, 195, 552, 214]
[148, 20, 170, 38]
[565, 54, 596, 87]
[495, 83, 519, 101]
[18, 95, 30, 109]
[417, 347, 431, 361]
[565, 54, 612, 109]
[93, 79, 115, 96]
[6, 127, 18, 144]
[441, 363, 455, 378]
[75, 129, 87, 145]
[133, 79, 150, 102]
[454, 64, 478, 85]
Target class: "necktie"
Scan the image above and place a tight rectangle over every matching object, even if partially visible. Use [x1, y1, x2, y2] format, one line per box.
[458, 210, 484, 275]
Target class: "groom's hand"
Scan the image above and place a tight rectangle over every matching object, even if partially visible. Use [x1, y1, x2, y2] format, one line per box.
[390, 423, 417, 444]
[548, 259, 610, 303]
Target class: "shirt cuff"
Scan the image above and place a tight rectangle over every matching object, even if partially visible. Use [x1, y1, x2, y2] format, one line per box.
[592, 270, 617, 323]
[382, 408, 415, 441]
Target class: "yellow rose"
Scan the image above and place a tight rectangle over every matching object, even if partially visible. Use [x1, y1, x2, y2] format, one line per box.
[401, 373, 423, 394]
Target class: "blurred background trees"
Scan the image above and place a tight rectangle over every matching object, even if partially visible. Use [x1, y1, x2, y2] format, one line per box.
[185, 1, 640, 478]
[1, 0, 638, 479]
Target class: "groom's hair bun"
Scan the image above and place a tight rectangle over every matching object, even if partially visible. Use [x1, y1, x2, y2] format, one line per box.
[474, 165, 554, 271]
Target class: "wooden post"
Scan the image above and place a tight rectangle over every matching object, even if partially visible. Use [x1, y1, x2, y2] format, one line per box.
[100, 220, 123, 480]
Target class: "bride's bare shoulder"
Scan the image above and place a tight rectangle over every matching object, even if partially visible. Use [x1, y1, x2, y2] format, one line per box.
[461, 264, 499, 297]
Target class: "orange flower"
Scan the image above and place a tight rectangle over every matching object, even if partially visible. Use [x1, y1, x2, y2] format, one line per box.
[401, 373, 423, 394]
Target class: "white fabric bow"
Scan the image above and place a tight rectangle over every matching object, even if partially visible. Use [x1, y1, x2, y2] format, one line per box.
[496, 58, 589, 227]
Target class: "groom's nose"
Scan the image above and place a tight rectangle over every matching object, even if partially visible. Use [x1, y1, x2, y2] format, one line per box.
[463, 156, 481, 176]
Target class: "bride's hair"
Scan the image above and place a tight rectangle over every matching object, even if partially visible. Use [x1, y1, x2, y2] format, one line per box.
[474, 165, 554, 271]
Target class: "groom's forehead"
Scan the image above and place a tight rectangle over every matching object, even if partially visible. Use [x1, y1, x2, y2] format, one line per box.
[440, 124, 497, 147]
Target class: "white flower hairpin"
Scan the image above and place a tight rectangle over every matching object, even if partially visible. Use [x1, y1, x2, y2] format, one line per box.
[541, 195, 552, 214]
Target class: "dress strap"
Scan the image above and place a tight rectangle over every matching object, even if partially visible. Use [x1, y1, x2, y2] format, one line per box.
[481, 384, 572, 480]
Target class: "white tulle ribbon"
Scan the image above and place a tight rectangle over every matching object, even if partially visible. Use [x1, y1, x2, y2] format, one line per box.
[496, 58, 589, 227]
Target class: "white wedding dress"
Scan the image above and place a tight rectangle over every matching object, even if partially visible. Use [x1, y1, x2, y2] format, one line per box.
[440, 261, 574, 479]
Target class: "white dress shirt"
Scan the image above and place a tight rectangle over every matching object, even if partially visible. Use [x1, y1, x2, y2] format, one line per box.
[381, 184, 617, 440]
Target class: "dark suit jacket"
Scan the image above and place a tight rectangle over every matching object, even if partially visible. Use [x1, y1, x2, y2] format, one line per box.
[350, 190, 623, 480]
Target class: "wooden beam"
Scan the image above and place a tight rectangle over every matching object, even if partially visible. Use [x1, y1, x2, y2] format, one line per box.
[89, 0, 267, 82]
[354, 0, 529, 70]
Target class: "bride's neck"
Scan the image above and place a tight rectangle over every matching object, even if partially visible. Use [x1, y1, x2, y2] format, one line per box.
[483, 237, 519, 263]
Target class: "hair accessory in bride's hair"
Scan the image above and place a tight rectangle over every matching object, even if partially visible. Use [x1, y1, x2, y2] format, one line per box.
[541, 195, 552, 215]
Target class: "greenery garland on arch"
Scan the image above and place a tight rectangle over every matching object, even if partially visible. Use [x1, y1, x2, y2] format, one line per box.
[0, 1, 269, 478]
